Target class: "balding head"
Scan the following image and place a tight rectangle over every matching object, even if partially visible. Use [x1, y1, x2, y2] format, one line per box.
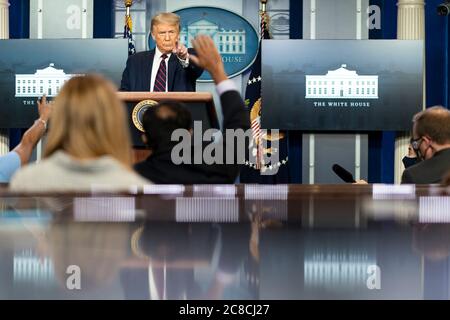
[413, 106, 450, 144]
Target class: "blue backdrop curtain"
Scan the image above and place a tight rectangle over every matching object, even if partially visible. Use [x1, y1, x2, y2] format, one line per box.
[9, 0, 29, 39]
[288, 0, 303, 184]
[8, 0, 30, 149]
[425, 0, 450, 109]
[368, 0, 397, 184]
[93, 0, 114, 39]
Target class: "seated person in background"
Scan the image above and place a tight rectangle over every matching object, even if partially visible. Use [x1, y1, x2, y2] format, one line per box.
[10, 75, 150, 192]
[0, 96, 52, 183]
[354, 145, 420, 184]
[402, 143, 419, 169]
[134, 35, 250, 184]
[401, 106, 450, 184]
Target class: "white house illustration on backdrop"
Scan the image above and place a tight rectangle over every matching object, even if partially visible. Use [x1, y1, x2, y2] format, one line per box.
[180, 19, 246, 54]
[15, 63, 82, 98]
[305, 64, 379, 99]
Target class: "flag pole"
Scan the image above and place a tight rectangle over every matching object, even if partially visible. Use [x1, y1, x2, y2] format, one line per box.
[125, 0, 133, 14]
[259, 0, 270, 40]
[125, 0, 133, 27]
[124, 0, 136, 55]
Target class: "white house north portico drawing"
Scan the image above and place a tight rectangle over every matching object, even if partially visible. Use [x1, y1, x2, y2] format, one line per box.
[15, 63, 82, 98]
[180, 19, 246, 55]
[305, 64, 379, 99]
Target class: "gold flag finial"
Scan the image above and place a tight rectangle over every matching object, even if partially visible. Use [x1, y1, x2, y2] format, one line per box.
[125, 0, 133, 21]
[260, 0, 268, 13]
[125, 0, 133, 16]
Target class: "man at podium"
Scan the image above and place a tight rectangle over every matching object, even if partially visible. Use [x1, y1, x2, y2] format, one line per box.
[120, 12, 203, 92]
[134, 35, 250, 184]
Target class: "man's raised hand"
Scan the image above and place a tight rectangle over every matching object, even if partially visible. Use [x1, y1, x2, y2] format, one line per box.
[173, 40, 188, 60]
[190, 35, 227, 84]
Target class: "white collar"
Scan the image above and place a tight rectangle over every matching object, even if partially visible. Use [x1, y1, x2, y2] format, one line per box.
[155, 46, 171, 60]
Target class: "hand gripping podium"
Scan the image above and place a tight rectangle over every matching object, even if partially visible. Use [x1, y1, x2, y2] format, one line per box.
[116, 92, 219, 163]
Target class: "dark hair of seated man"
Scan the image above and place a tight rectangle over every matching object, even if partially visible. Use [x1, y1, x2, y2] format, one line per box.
[142, 101, 192, 154]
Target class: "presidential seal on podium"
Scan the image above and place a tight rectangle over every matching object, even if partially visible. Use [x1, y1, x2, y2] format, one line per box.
[132, 99, 158, 132]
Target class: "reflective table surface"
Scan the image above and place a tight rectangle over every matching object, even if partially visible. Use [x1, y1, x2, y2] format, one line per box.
[1, 184, 450, 300]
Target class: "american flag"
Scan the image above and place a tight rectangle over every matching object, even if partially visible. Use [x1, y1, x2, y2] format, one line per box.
[244, 12, 270, 172]
[239, 8, 290, 183]
[124, 13, 136, 56]
[251, 113, 262, 143]
[251, 112, 262, 169]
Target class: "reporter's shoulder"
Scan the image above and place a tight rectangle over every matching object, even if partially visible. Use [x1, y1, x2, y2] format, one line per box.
[402, 161, 423, 178]
[401, 167, 413, 184]
[9, 161, 44, 190]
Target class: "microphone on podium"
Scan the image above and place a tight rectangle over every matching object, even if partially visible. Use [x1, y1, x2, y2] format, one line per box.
[332, 164, 356, 183]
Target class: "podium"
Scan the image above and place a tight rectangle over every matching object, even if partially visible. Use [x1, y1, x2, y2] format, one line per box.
[116, 92, 219, 163]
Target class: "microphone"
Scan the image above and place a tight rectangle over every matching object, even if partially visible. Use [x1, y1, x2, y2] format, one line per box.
[332, 164, 356, 183]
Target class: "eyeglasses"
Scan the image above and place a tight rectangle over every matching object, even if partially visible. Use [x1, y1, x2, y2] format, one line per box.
[410, 137, 422, 150]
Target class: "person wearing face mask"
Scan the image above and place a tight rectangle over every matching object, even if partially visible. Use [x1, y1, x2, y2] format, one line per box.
[402, 144, 419, 169]
[401, 106, 450, 184]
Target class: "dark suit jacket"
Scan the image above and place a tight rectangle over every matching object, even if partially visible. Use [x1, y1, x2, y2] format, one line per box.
[401, 148, 450, 184]
[134, 90, 250, 184]
[120, 48, 203, 92]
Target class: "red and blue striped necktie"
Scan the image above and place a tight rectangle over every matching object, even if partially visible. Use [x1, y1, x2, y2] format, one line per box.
[153, 54, 168, 92]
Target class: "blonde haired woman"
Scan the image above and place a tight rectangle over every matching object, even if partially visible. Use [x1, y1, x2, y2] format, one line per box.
[10, 74, 150, 192]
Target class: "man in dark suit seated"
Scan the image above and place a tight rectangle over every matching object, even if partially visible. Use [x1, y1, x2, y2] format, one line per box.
[401, 106, 450, 184]
[134, 35, 250, 184]
[120, 12, 203, 92]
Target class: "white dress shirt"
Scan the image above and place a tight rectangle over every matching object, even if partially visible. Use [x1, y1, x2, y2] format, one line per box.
[215, 79, 238, 95]
[150, 46, 190, 92]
